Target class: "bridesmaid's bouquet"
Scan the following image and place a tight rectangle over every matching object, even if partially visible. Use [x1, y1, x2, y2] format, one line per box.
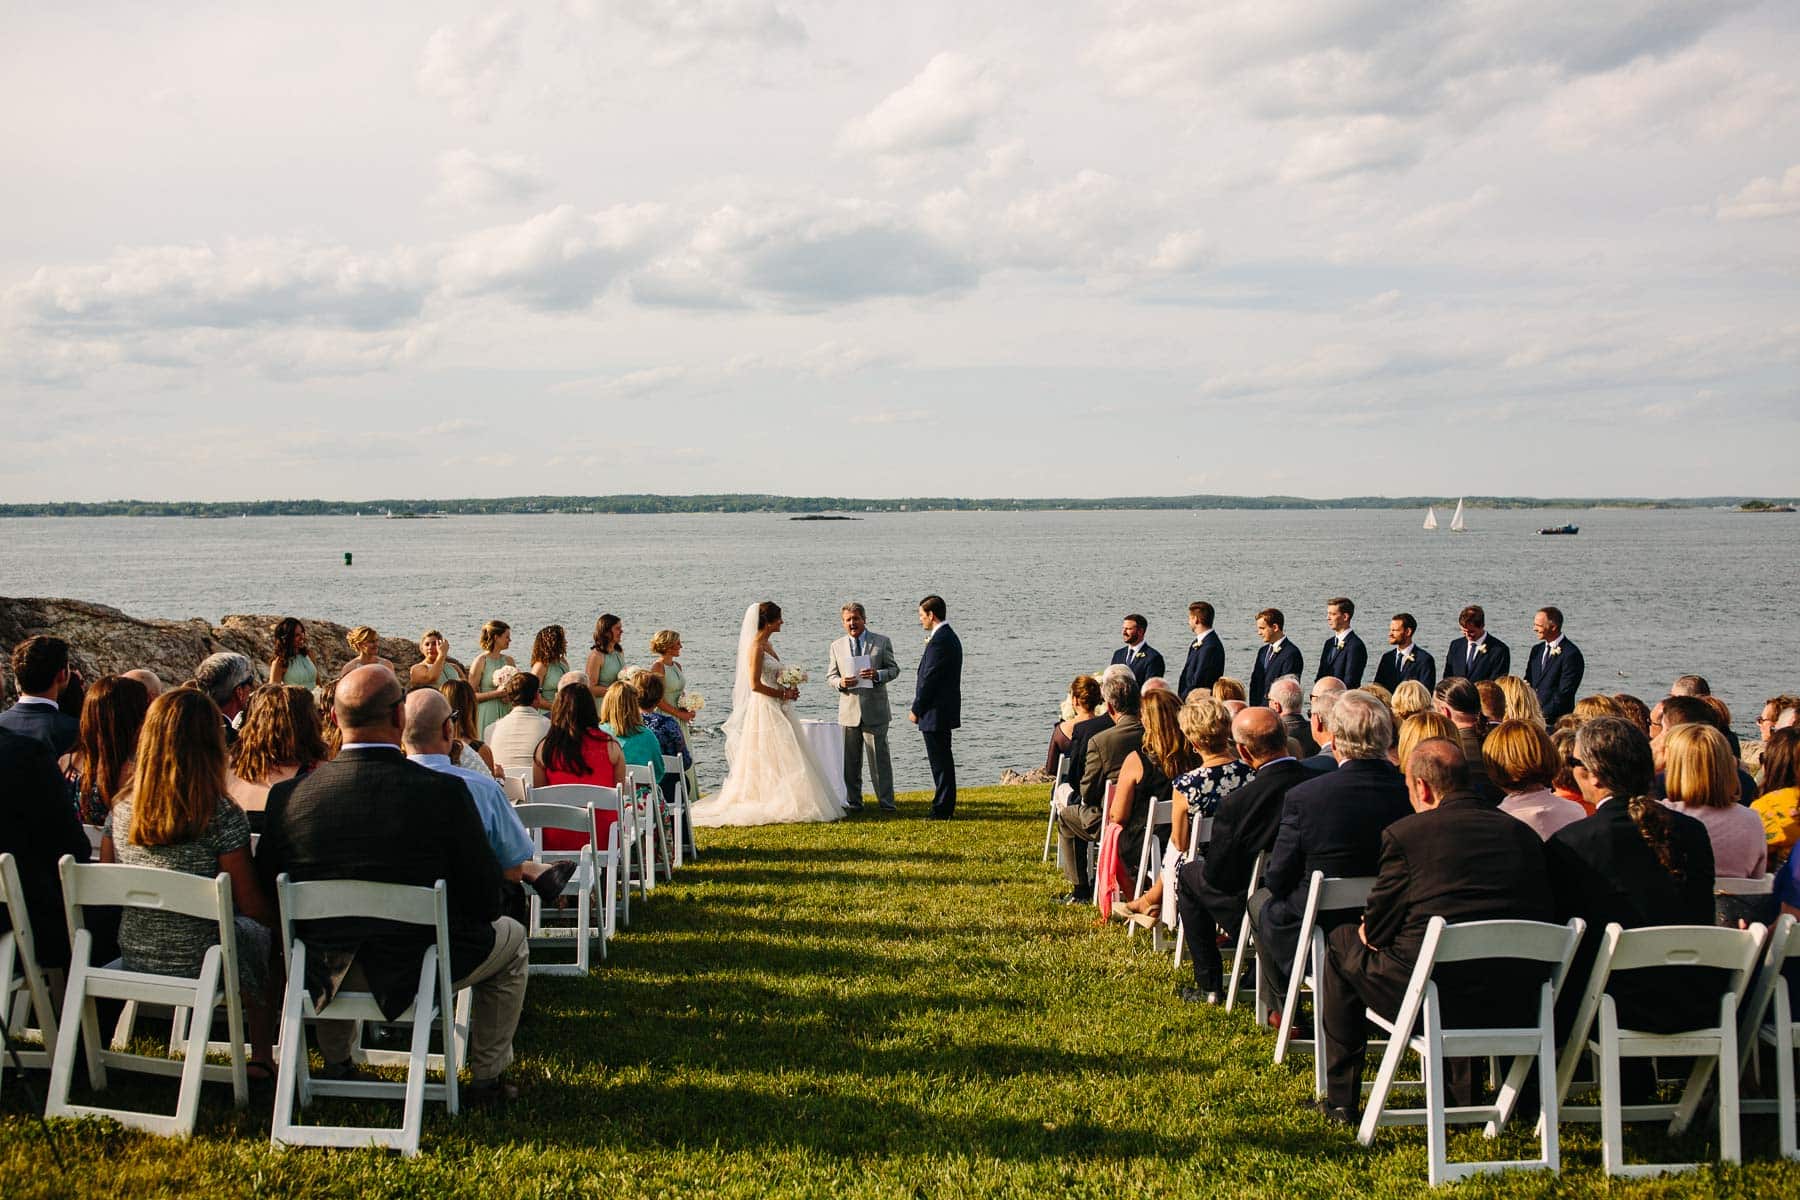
[493, 665, 521, 690]
[685, 691, 706, 713]
[777, 667, 808, 690]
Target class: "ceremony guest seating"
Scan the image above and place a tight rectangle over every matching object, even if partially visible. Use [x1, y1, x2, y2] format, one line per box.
[1715, 873, 1777, 927]
[661, 754, 692, 868]
[515, 793, 613, 971]
[1274, 872, 1379, 1100]
[1222, 852, 1268, 1022]
[1043, 754, 1069, 864]
[624, 762, 669, 891]
[1735, 914, 1800, 1158]
[1150, 816, 1212, 953]
[47, 858, 249, 1137]
[0, 854, 59, 1096]
[1356, 917, 1585, 1186]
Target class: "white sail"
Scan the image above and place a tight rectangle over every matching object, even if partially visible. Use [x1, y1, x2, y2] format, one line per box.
[1449, 498, 1466, 532]
[1423, 505, 1438, 530]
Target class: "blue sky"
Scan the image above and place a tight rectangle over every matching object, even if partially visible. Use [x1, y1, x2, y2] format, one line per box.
[3, 1, 1797, 500]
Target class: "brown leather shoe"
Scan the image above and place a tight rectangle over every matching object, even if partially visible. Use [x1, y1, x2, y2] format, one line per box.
[465, 1075, 520, 1106]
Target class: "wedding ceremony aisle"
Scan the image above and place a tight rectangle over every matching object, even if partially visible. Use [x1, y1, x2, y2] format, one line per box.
[4, 785, 1796, 1197]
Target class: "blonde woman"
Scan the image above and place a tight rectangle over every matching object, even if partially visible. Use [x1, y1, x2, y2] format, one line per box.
[1397, 711, 1457, 772]
[408, 629, 465, 689]
[599, 676, 664, 791]
[1497, 675, 1545, 728]
[1122, 696, 1244, 922]
[1661, 723, 1764, 879]
[342, 625, 395, 677]
[1483, 719, 1585, 840]
[469, 619, 515, 737]
[1390, 680, 1433, 724]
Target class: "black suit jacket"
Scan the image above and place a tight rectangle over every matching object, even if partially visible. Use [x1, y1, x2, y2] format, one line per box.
[1111, 643, 1166, 686]
[1176, 632, 1224, 698]
[1444, 635, 1510, 682]
[1282, 712, 1318, 758]
[1249, 641, 1304, 708]
[1298, 749, 1338, 775]
[1525, 639, 1585, 723]
[256, 745, 505, 1018]
[1373, 645, 1437, 692]
[0, 730, 91, 969]
[1201, 759, 1312, 897]
[911, 625, 962, 731]
[0, 700, 79, 757]
[1062, 712, 1113, 800]
[1317, 631, 1367, 687]
[1263, 757, 1412, 909]
[1080, 714, 1143, 808]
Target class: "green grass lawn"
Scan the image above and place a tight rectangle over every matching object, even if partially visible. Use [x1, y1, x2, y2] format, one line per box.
[3, 784, 1796, 1197]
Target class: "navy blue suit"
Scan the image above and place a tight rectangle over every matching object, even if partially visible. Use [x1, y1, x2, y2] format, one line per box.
[1249, 640, 1304, 708]
[1316, 631, 1367, 687]
[1444, 635, 1510, 682]
[912, 624, 963, 818]
[0, 699, 79, 757]
[1110, 642, 1166, 686]
[1176, 631, 1225, 699]
[1373, 645, 1437, 692]
[1524, 639, 1584, 723]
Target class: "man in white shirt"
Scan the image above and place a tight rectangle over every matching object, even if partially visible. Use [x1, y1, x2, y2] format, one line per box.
[0, 635, 79, 754]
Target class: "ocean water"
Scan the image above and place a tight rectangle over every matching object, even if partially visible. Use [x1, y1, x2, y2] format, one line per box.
[3, 508, 1795, 792]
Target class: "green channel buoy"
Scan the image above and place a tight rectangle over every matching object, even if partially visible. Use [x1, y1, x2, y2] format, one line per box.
[344, 552, 353, 566]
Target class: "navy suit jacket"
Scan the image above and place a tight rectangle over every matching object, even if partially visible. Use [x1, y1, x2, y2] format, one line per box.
[1176, 632, 1224, 698]
[1316, 631, 1367, 686]
[1524, 639, 1584, 723]
[1110, 642, 1166, 686]
[911, 624, 962, 732]
[1444, 635, 1510, 682]
[0, 700, 79, 757]
[1373, 645, 1437, 692]
[1262, 757, 1412, 912]
[1249, 640, 1304, 708]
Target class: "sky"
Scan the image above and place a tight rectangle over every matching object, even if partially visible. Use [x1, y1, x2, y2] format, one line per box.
[3, 1, 1797, 501]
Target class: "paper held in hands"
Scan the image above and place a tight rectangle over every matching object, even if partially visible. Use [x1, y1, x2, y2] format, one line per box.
[851, 654, 875, 688]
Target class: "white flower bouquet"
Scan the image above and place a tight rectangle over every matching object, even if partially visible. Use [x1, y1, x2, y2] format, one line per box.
[684, 691, 706, 714]
[492, 665, 521, 690]
[777, 667, 808, 690]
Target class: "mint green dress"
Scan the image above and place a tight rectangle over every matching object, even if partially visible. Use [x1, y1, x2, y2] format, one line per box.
[538, 660, 567, 702]
[661, 660, 699, 805]
[596, 649, 624, 689]
[476, 656, 511, 739]
[277, 653, 318, 690]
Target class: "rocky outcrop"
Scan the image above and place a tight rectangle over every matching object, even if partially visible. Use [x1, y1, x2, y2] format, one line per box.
[0, 597, 422, 701]
[999, 766, 1054, 786]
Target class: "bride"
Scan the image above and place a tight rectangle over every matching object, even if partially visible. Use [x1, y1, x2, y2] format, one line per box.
[691, 601, 845, 826]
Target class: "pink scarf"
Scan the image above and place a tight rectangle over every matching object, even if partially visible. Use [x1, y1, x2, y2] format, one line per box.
[1095, 821, 1125, 919]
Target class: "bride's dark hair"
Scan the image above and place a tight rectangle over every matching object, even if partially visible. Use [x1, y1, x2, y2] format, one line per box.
[756, 601, 782, 630]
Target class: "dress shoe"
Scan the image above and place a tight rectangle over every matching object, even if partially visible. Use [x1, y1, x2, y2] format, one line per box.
[1311, 1099, 1357, 1126]
[843, 800, 865, 812]
[1056, 890, 1093, 905]
[528, 860, 578, 904]
[878, 802, 898, 811]
[1177, 987, 1224, 1006]
[465, 1075, 520, 1106]
[924, 811, 952, 821]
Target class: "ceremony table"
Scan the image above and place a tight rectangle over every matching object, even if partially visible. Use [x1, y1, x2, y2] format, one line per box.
[799, 719, 849, 805]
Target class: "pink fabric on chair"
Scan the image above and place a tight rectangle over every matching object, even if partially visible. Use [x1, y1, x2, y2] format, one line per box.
[1095, 821, 1124, 919]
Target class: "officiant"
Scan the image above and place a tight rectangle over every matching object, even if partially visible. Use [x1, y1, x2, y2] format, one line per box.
[829, 602, 902, 812]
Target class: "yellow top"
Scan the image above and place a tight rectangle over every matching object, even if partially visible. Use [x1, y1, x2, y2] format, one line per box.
[1753, 786, 1800, 870]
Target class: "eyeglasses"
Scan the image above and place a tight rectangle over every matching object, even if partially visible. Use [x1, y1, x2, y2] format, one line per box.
[1568, 756, 1586, 770]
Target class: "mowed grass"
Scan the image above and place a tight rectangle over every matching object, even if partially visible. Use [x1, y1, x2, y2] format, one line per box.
[3, 784, 1798, 1197]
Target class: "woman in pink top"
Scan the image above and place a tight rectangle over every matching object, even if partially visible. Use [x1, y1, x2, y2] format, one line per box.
[533, 678, 627, 852]
[1484, 720, 1586, 840]
[1660, 723, 1766, 879]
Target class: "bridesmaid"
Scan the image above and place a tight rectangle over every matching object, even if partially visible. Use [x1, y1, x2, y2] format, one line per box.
[650, 629, 699, 809]
[408, 629, 465, 689]
[584, 613, 625, 696]
[530, 625, 569, 710]
[343, 625, 396, 676]
[268, 618, 318, 690]
[469, 619, 515, 737]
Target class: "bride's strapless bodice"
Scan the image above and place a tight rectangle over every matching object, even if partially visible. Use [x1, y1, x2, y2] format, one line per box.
[760, 648, 782, 689]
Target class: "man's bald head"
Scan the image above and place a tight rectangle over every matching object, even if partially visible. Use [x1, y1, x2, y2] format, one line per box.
[123, 668, 164, 698]
[401, 688, 452, 754]
[335, 664, 405, 743]
[1231, 705, 1286, 765]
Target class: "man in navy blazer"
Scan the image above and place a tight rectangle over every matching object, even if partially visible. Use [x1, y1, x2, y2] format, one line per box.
[1109, 613, 1165, 686]
[910, 595, 963, 821]
[1248, 608, 1303, 708]
[0, 636, 80, 756]
[1316, 597, 1367, 687]
[1442, 604, 1510, 682]
[1176, 601, 1225, 699]
[1525, 606, 1584, 723]
[1372, 613, 1436, 692]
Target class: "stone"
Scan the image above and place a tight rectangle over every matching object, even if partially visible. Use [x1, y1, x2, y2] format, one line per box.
[999, 766, 1054, 786]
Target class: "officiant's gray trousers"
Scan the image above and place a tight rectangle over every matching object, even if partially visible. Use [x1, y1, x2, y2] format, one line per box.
[844, 722, 896, 808]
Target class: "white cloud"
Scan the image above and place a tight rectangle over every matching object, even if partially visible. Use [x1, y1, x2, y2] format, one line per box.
[1541, 50, 1792, 150]
[839, 52, 1003, 158]
[1396, 186, 1498, 236]
[1278, 115, 1426, 182]
[417, 9, 524, 121]
[437, 202, 670, 309]
[1716, 165, 1800, 221]
[609, 0, 805, 54]
[432, 148, 551, 211]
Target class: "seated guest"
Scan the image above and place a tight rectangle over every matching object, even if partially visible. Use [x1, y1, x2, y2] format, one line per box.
[599, 676, 664, 794]
[1390, 680, 1433, 724]
[529, 625, 570, 709]
[193, 651, 255, 746]
[1046, 675, 1103, 776]
[1572, 694, 1622, 723]
[1212, 677, 1248, 704]
[407, 629, 465, 689]
[123, 668, 164, 699]
[227, 685, 329, 832]
[1055, 668, 1141, 903]
[1252, 692, 1410, 1015]
[103, 688, 276, 1080]
[1111, 613, 1166, 686]
[484, 670, 549, 774]
[1754, 728, 1800, 869]
[1248, 609, 1303, 708]
[1396, 711, 1456, 772]
[1652, 694, 1758, 805]
[1549, 727, 1592, 814]
[71, 674, 152, 824]
[1435, 677, 1501, 804]
[1121, 697, 1248, 921]
[631, 672, 691, 798]
[439, 678, 500, 777]
[256, 665, 526, 1101]
[1612, 692, 1652, 737]
[532, 681, 627, 852]
[1373, 613, 1436, 692]
[1475, 680, 1506, 727]
[341, 625, 396, 676]
[1660, 723, 1764, 879]
[268, 617, 318, 690]
[1497, 675, 1546, 728]
[1268, 676, 1316, 758]
[1173, 709, 1305, 1003]
[1299, 681, 1344, 774]
[0, 727, 92, 970]
[1670, 674, 1742, 757]
[1316, 738, 1552, 1122]
[1484, 719, 1586, 840]
[1, 635, 81, 754]
[1107, 689, 1192, 911]
[1059, 672, 1119, 808]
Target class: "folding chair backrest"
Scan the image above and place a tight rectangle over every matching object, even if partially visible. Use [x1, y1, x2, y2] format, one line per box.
[1148, 799, 1172, 828]
[83, 825, 104, 854]
[1737, 914, 1798, 1056]
[501, 775, 528, 806]
[1605, 923, 1765, 978]
[661, 755, 683, 777]
[0, 853, 39, 965]
[531, 782, 621, 813]
[1054, 754, 1068, 787]
[61, 858, 233, 934]
[275, 876, 447, 976]
[1309, 872, 1375, 916]
[1428, 917, 1585, 976]
[626, 763, 655, 791]
[514, 803, 594, 837]
[1714, 874, 1775, 897]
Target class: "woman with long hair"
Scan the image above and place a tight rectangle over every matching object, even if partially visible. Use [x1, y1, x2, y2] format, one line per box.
[440, 677, 500, 777]
[268, 617, 317, 689]
[584, 614, 625, 696]
[407, 629, 465, 689]
[71, 674, 152, 825]
[469, 619, 516, 737]
[530, 625, 569, 710]
[532, 683, 628, 852]
[1484, 719, 1585, 840]
[1497, 675, 1546, 727]
[1107, 689, 1193, 916]
[600, 677, 665, 791]
[226, 685, 329, 831]
[1661, 723, 1764, 879]
[1754, 728, 1800, 870]
[100, 688, 277, 1080]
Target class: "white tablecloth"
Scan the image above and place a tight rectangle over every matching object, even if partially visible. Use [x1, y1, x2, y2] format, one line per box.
[800, 719, 848, 806]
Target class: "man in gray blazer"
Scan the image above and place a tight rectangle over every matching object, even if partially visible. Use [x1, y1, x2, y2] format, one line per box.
[828, 602, 902, 811]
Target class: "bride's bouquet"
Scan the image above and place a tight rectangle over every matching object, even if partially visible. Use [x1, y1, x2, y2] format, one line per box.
[777, 667, 808, 690]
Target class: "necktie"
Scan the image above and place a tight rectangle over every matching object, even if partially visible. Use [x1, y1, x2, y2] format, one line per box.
[853, 636, 862, 657]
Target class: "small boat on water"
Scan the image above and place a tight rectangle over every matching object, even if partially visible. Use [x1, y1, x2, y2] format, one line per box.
[1449, 498, 1466, 533]
[1538, 523, 1579, 536]
[1423, 505, 1439, 531]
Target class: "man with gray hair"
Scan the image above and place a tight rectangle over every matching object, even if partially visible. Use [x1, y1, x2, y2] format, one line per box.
[1267, 675, 1316, 758]
[193, 651, 255, 744]
[1299, 678, 1345, 773]
[1054, 665, 1141, 903]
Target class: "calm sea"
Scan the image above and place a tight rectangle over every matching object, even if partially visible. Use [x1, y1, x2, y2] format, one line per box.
[3, 509, 1795, 792]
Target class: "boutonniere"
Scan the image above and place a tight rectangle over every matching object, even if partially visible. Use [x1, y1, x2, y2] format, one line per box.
[1475, 644, 1487, 656]
[1335, 638, 1346, 650]
[1131, 648, 1142, 659]
[1549, 646, 1561, 657]
[1399, 653, 1413, 666]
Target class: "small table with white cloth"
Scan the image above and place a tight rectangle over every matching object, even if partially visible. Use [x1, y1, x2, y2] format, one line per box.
[800, 719, 849, 806]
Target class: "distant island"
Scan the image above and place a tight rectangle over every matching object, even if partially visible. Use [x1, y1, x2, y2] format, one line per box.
[1, 493, 1795, 518]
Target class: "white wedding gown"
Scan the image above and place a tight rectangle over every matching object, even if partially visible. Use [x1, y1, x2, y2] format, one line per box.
[691, 644, 844, 827]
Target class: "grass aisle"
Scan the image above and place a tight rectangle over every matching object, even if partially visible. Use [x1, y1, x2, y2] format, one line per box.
[3, 784, 1797, 1196]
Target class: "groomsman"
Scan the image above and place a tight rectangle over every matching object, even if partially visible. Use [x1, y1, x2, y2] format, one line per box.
[1249, 608, 1303, 708]
[1177, 601, 1225, 698]
[1525, 606, 1584, 723]
[1443, 604, 1510, 682]
[1317, 597, 1367, 687]
[1373, 613, 1437, 691]
[828, 603, 902, 812]
[910, 595, 963, 821]
[1110, 613, 1165, 686]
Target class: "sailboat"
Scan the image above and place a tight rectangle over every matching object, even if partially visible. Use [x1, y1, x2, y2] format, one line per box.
[1423, 505, 1439, 531]
[1449, 498, 1466, 532]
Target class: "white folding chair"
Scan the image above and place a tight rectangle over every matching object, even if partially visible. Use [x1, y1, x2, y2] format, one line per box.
[47, 857, 249, 1136]
[1357, 917, 1585, 1186]
[1553, 921, 1765, 1177]
[513, 797, 609, 973]
[269, 876, 463, 1157]
[625, 763, 670, 891]
[1221, 851, 1268, 1022]
[1043, 754, 1069, 864]
[1152, 815, 1213, 954]
[1274, 872, 1378, 1101]
[1733, 914, 1799, 1159]
[0, 854, 61, 1094]
[661, 754, 691, 869]
[1126, 800, 1173, 940]
[82, 825, 104, 855]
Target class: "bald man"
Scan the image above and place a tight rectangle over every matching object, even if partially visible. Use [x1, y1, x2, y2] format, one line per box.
[123, 668, 164, 698]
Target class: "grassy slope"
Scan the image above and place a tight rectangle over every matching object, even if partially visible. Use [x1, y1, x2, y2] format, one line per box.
[2, 784, 1795, 1197]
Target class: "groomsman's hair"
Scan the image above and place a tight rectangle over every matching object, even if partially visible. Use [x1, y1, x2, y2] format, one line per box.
[1187, 601, 1214, 625]
[1124, 613, 1147, 630]
[1458, 604, 1485, 628]
[1328, 597, 1353, 618]
[919, 595, 946, 620]
[841, 602, 866, 618]
[1538, 606, 1564, 631]
[1256, 607, 1284, 631]
[1392, 612, 1418, 634]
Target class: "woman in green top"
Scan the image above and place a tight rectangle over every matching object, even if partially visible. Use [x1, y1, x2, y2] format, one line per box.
[584, 613, 625, 696]
[268, 617, 318, 690]
[469, 619, 516, 737]
[530, 624, 569, 709]
[408, 629, 466, 689]
[600, 674, 663, 790]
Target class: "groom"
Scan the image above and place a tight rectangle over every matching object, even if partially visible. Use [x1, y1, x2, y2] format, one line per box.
[828, 602, 901, 812]
[910, 594, 962, 821]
